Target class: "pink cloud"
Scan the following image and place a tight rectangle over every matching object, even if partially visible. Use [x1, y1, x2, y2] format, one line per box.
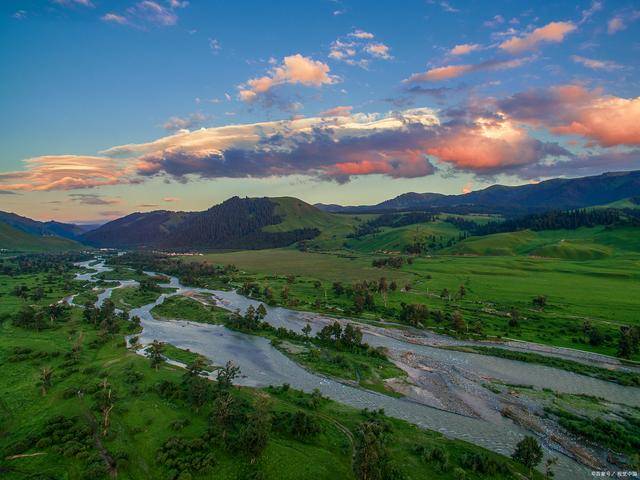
[499, 21, 576, 53]
[365, 42, 392, 59]
[239, 54, 337, 102]
[426, 117, 549, 171]
[497, 85, 640, 147]
[450, 43, 480, 55]
[406, 65, 472, 82]
[0, 155, 132, 191]
[349, 30, 374, 39]
[404, 56, 533, 82]
[320, 106, 353, 117]
[571, 55, 622, 71]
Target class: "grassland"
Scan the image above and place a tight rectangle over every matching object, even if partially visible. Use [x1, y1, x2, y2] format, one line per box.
[345, 220, 460, 253]
[0, 221, 84, 253]
[110, 286, 172, 311]
[187, 248, 413, 283]
[263, 197, 371, 250]
[0, 267, 539, 480]
[446, 226, 640, 259]
[152, 296, 227, 324]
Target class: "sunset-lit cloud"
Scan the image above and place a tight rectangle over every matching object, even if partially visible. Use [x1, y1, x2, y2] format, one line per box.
[320, 106, 353, 117]
[0, 156, 133, 191]
[570, 55, 622, 71]
[450, 43, 481, 56]
[238, 54, 337, 102]
[497, 85, 640, 147]
[499, 21, 576, 53]
[163, 112, 209, 131]
[0, 104, 580, 190]
[404, 56, 534, 82]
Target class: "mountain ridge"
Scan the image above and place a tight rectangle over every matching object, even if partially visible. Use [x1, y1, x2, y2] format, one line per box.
[315, 170, 640, 215]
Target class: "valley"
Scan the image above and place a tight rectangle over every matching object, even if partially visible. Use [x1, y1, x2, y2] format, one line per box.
[2, 171, 640, 479]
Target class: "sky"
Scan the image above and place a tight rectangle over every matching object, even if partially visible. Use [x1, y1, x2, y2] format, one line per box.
[0, 0, 639, 222]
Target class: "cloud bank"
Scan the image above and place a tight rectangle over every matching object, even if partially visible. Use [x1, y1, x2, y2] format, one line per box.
[2, 86, 638, 191]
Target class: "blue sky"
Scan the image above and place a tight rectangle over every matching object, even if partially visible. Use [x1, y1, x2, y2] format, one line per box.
[1, 0, 639, 221]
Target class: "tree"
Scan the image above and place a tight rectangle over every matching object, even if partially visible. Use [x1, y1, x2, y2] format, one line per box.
[302, 323, 312, 340]
[238, 399, 271, 463]
[458, 284, 466, 299]
[377, 277, 388, 307]
[183, 357, 209, 409]
[353, 420, 393, 480]
[216, 361, 240, 392]
[512, 436, 543, 475]
[341, 323, 363, 348]
[508, 308, 520, 328]
[39, 366, 53, 395]
[389, 281, 397, 292]
[451, 310, 466, 333]
[148, 340, 164, 370]
[256, 303, 267, 320]
[618, 326, 640, 358]
[532, 295, 547, 309]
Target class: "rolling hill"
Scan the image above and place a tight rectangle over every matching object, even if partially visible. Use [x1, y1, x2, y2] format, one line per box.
[317, 170, 640, 215]
[80, 196, 353, 250]
[0, 211, 95, 239]
[445, 226, 640, 259]
[0, 221, 84, 252]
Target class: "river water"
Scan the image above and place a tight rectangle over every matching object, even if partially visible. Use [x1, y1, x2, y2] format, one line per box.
[74, 258, 630, 479]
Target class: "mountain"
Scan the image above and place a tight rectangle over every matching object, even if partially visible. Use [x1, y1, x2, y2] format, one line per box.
[0, 221, 84, 252]
[0, 211, 92, 239]
[317, 170, 640, 215]
[80, 197, 335, 250]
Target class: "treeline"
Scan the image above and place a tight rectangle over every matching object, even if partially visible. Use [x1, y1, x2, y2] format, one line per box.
[349, 212, 436, 239]
[446, 208, 640, 236]
[0, 252, 90, 276]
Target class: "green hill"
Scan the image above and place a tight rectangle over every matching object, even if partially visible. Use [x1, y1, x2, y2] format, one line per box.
[345, 221, 461, 253]
[447, 226, 640, 259]
[264, 197, 370, 249]
[592, 197, 640, 210]
[0, 221, 84, 252]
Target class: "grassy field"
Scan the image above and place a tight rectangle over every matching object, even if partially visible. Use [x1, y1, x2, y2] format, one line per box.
[152, 296, 228, 324]
[0, 267, 540, 480]
[187, 248, 414, 283]
[447, 226, 640, 259]
[345, 220, 460, 253]
[0, 221, 84, 253]
[110, 286, 171, 312]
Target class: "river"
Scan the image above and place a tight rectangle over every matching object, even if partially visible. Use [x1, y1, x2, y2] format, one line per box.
[74, 258, 635, 479]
